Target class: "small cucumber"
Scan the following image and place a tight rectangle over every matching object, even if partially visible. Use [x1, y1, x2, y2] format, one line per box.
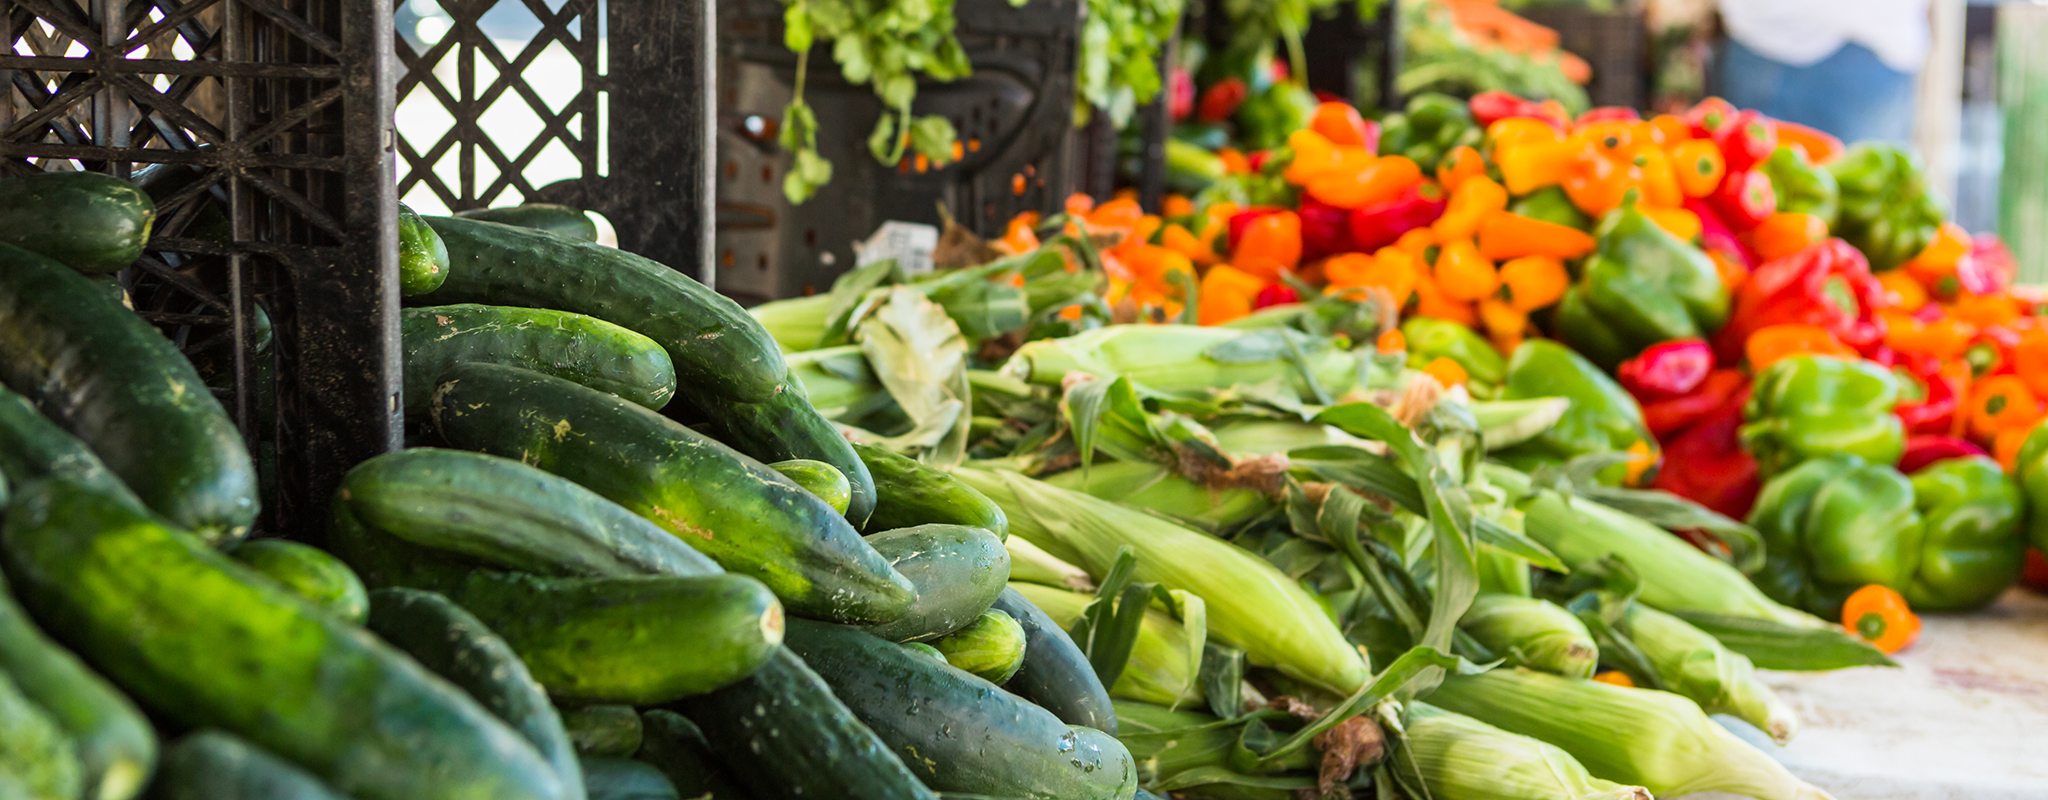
[403, 304, 675, 413]
[455, 204, 600, 242]
[633, 710, 754, 800]
[901, 642, 948, 663]
[0, 570, 153, 800]
[561, 705, 642, 757]
[0, 171, 155, 274]
[399, 203, 450, 296]
[149, 731, 347, 800]
[989, 589, 1117, 735]
[768, 459, 851, 514]
[671, 383, 877, 527]
[0, 668, 82, 800]
[231, 540, 369, 624]
[856, 443, 1008, 537]
[929, 609, 1026, 685]
[783, 619, 1138, 800]
[365, 588, 585, 800]
[580, 757, 679, 800]
[860, 525, 1010, 643]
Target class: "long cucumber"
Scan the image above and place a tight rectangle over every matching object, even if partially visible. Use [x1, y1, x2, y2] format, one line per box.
[230, 540, 369, 625]
[0, 571, 154, 800]
[856, 443, 1008, 537]
[988, 588, 1117, 735]
[0, 668, 82, 800]
[860, 524, 1010, 643]
[402, 304, 675, 413]
[0, 171, 155, 275]
[669, 382, 877, 526]
[149, 731, 348, 800]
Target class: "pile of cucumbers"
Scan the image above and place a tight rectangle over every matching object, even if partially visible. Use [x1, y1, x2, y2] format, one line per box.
[0, 171, 1136, 800]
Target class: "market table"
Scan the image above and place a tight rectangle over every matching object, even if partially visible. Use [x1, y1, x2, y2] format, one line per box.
[1688, 588, 2048, 800]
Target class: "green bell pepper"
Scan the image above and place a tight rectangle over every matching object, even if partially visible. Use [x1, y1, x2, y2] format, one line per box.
[1741, 355, 1904, 476]
[1233, 82, 1317, 152]
[1826, 143, 1945, 271]
[1508, 186, 1592, 230]
[1402, 317, 1506, 388]
[2009, 420, 2048, 556]
[1492, 339, 1655, 483]
[1748, 456, 1923, 618]
[1903, 456, 2024, 611]
[1758, 146, 1840, 227]
[1377, 92, 1479, 172]
[1556, 200, 1729, 370]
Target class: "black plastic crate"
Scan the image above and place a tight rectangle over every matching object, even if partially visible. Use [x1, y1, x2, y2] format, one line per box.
[1517, 5, 1647, 110]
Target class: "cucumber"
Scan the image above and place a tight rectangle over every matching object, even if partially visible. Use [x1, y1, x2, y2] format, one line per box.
[0, 171, 155, 274]
[768, 459, 851, 515]
[148, 731, 346, 800]
[901, 642, 948, 663]
[230, 540, 369, 624]
[429, 363, 913, 623]
[0, 244, 257, 544]
[633, 710, 754, 800]
[399, 203, 451, 296]
[673, 382, 877, 526]
[0, 479, 571, 800]
[561, 705, 641, 757]
[988, 589, 1117, 735]
[455, 204, 600, 242]
[338, 448, 720, 579]
[365, 588, 584, 800]
[403, 305, 675, 413]
[856, 443, 1008, 537]
[782, 619, 1138, 800]
[0, 668, 82, 800]
[417, 215, 784, 403]
[0, 383, 139, 509]
[930, 609, 1026, 684]
[580, 758, 678, 800]
[129, 162, 229, 245]
[0, 571, 155, 800]
[860, 525, 1009, 643]
[677, 647, 940, 800]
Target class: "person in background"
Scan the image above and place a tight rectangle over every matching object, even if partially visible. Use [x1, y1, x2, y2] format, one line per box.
[1715, 0, 1931, 145]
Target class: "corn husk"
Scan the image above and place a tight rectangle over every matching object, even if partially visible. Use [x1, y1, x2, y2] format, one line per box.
[1006, 536, 1095, 592]
[1459, 594, 1597, 679]
[1011, 582, 1203, 706]
[748, 292, 834, 352]
[1043, 461, 1273, 531]
[1622, 604, 1799, 745]
[1399, 703, 1650, 800]
[1470, 397, 1573, 451]
[957, 468, 1371, 694]
[1211, 419, 1378, 456]
[1002, 326, 1362, 396]
[1427, 669, 1834, 800]
[1114, 700, 1316, 797]
[785, 345, 894, 421]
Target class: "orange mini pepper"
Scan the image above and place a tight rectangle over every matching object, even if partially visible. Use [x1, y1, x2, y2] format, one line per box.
[1670, 139, 1726, 198]
[1478, 297, 1529, 343]
[1476, 212, 1597, 261]
[1283, 129, 1340, 184]
[1486, 117, 1565, 152]
[1231, 211, 1302, 280]
[1198, 263, 1269, 326]
[1592, 671, 1637, 688]
[1996, 425, 2032, 472]
[1773, 120, 1845, 165]
[1969, 375, 2042, 440]
[1648, 114, 1690, 145]
[1562, 151, 1635, 216]
[1948, 292, 2025, 328]
[1393, 227, 1437, 259]
[1064, 192, 1096, 217]
[1841, 584, 1919, 654]
[1325, 250, 1419, 306]
[1376, 329, 1407, 354]
[1497, 255, 1569, 311]
[1436, 145, 1487, 190]
[1495, 138, 1585, 195]
[1433, 239, 1499, 302]
[1310, 101, 1373, 147]
[1903, 222, 1973, 292]
[1217, 148, 1251, 175]
[2012, 329, 2048, 398]
[1878, 270, 1930, 310]
[1432, 175, 1510, 241]
[1633, 146, 1684, 208]
[1640, 206, 1702, 242]
[1422, 357, 1469, 388]
[1885, 315, 1977, 360]
[1161, 222, 1214, 266]
[1745, 323, 1856, 370]
[1709, 249, 1749, 295]
[1749, 212, 1829, 262]
[1162, 194, 1194, 218]
[998, 212, 1041, 254]
[1411, 272, 1479, 327]
[1307, 155, 1422, 210]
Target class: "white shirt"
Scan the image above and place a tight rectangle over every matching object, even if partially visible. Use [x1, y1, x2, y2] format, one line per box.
[1719, 0, 1932, 73]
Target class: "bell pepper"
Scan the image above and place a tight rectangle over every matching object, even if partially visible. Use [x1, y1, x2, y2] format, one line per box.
[1297, 198, 1355, 262]
[1310, 101, 1375, 148]
[1709, 168, 1777, 231]
[1348, 180, 1447, 252]
[1772, 120, 1845, 165]
[1651, 400, 1761, 519]
[2013, 420, 2048, 555]
[1436, 145, 1487, 189]
[1228, 209, 1302, 280]
[1493, 339, 1658, 483]
[1561, 150, 1634, 217]
[1748, 455, 1922, 617]
[1757, 146, 1840, 226]
[1685, 197, 1754, 269]
[1713, 238, 1890, 364]
[1197, 77, 1249, 123]
[1556, 200, 1729, 369]
[1901, 456, 2025, 611]
[1742, 354, 1906, 475]
[1233, 81, 1319, 151]
[1618, 338, 1714, 400]
[1745, 323, 1858, 371]
[1640, 368, 1748, 437]
[1902, 223, 1978, 300]
[1496, 254, 1569, 312]
[1506, 186, 1592, 230]
[1198, 263, 1269, 325]
[1402, 316, 1506, 387]
[1307, 155, 1423, 210]
[1897, 435, 1987, 474]
[1632, 146, 1683, 208]
[1967, 374, 2043, 441]
[1827, 143, 1946, 271]
[1894, 360, 1968, 435]
[1710, 110, 1778, 173]
[1670, 140, 1726, 199]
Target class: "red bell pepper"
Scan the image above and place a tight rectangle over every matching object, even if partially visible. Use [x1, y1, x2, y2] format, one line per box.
[1198, 77, 1248, 123]
[1683, 97, 1739, 140]
[1640, 368, 1747, 437]
[1470, 90, 1552, 128]
[1713, 238, 1890, 363]
[1711, 110, 1778, 173]
[2023, 549, 2048, 591]
[1253, 283, 1299, 310]
[1893, 360, 1967, 435]
[1650, 399, 1761, 520]
[1708, 168, 1776, 231]
[1297, 198, 1356, 261]
[1576, 106, 1642, 125]
[1896, 435, 1989, 474]
[1347, 181, 1446, 253]
[1618, 339, 1714, 400]
[1686, 197, 1755, 268]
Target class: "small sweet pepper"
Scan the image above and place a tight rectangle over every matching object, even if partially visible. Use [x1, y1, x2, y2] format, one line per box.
[1748, 455, 1922, 618]
[1556, 199, 1729, 369]
[1741, 354, 1906, 476]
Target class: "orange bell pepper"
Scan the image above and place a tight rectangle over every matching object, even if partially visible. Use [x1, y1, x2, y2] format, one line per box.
[2013, 329, 2048, 398]
[1969, 375, 2042, 440]
[1476, 212, 1597, 260]
[1230, 211, 1302, 280]
[1669, 139, 1725, 199]
[1640, 206, 1702, 242]
[1433, 239, 1499, 302]
[1283, 129, 1338, 184]
[1326, 250, 1420, 306]
[1496, 255, 1569, 311]
[1431, 174, 1510, 241]
[1878, 270, 1930, 310]
[1423, 357, 1470, 388]
[1885, 315, 1976, 360]
[1841, 584, 1919, 654]
[1745, 323, 1856, 370]
[1307, 155, 1422, 210]
[1198, 264, 1269, 326]
[1310, 101, 1373, 147]
[1411, 271, 1479, 327]
[1495, 138, 1586, 195]
[1748, 212, 1829, 262]
[1436, 145, 1487, 190]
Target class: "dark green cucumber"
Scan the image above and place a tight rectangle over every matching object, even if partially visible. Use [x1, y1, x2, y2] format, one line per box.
[0, 244, 257, 544]
[561, 705, 641, 757]
[783, 619, 1137, 800]
[768, 459, 851, 514]
[429, 363, 913, 623]
[230, 540, 369, 624]
[365, 588, 584, 800]
[0, 572, 154, 800]
[989, 589, 1117, 735]
[0, 383, 139, 507]
[339, 448, 720, 579]
[149, 731, 346, 800]
[399, 204, 451, 297]
[0, 668, 82, 800]
[580, 757, 679, 800]
[417, 215, 784, 403]
[678, 647, 940, 800]
[1, 479, 571, 800]
[673, 382, 877, 526]
[634, 710, 755, 800]
[0, 171, 155, 274]
[861, 525, 1009, 642]
[902, 642, 948, 663]
[455, 204, 600, 242]
[930, 609, 1026, 684]
[403, 304, 675, 413]
[856, 443, 1008, 537]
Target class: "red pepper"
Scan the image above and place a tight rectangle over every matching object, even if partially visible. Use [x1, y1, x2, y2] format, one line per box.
[1685, 197, 1755, 268]
[1683, 97, 1739, 140]
[1618, 339, 1714, 400]
[1894, 362, 1965, 434]
[1711, 110, 1778, 173]
[1253, 283, 1299, 309]
[1713, 238, 1890, 363]
[1896, 435, 1989, 475]
[1297, 198, 1356, 261]
[1640, 368, 1747, 437]
[1226, 207, 1285, 252]
[1198, 77, 1249, 123]
[1246, 149, 1275, 174]
[1958, 234, 2016, 297]
[1470, 90, 1543, 128]
[2023, 549, 2048, 590]
[1356, 119, 1383, 158]
[1347, 181, 1447, 253]
[1650, 399, 1761, 520]
[1168, 67, 1196, 122]
[1708, 168, 1776, 231]
[1576, 107, 1642, 125]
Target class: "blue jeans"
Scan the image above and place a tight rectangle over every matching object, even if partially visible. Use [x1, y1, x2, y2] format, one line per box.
[1717, 40, 1918, 146]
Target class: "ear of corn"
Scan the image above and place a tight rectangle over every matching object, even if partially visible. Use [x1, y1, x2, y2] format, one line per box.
[1471, 398, 1574, 451]
[1043, 461, 1273, 531]
[1112, 700, 1316, 796]
[1212, 419, 1379, 456]
[1622, 604, 1799, 745]
[786, 345, 894, 421]
[1400, 703, 1651, 800]
[748, 292, 834, 352]
[1427, 668, 1835, 800]
[1006, 536, 1096, 592]
[1001, 326, 1364, 397]
[1459, 594, 1598, 679]
[956, 468, 1371, 694]
[1012, 582, 1203, 707]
